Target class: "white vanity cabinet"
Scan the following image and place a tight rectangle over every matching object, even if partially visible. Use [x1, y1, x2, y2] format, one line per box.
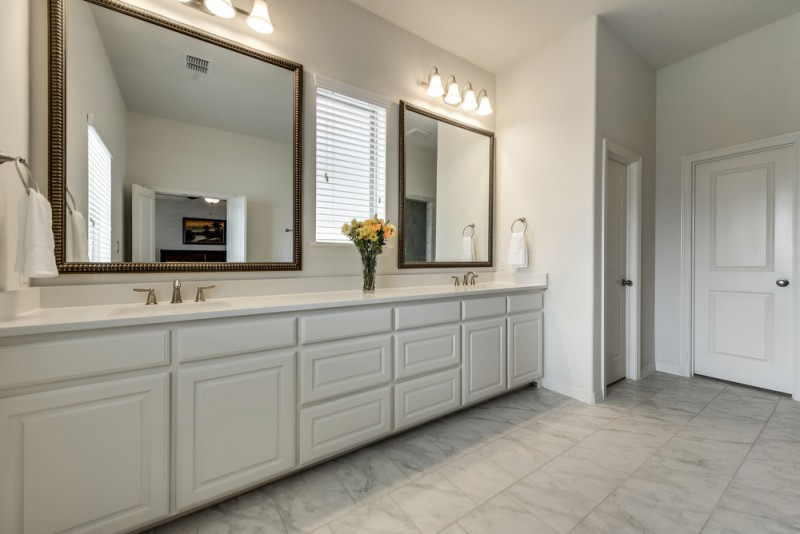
[175, 351, 295, 511]
[0, 374, 169, 534]
[0, 283, 546, 533]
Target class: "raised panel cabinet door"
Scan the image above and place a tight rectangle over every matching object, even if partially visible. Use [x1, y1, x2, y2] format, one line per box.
[395, 324, 461, 380]
[176, 351, 295, 511]
[462, 317, 506, 405]
[0, 374, 169, 534]
[507, 312, 543, 388]
[395, 368, 461, 430]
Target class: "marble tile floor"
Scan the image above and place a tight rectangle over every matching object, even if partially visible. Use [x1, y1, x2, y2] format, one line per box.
[146, 373, 800, 534]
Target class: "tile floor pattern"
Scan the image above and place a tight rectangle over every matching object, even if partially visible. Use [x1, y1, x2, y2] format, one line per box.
[147, 373, 800, 534]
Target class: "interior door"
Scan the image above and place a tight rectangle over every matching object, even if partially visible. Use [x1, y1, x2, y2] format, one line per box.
[694, 145, 795, 393]
[605, 158, 628, 385]
[226, 195, 247, 262]
[131, 184, 155, 262]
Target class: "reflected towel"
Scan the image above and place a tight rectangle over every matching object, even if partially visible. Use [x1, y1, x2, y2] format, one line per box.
[461, 235, 476, 261]
[15, 189, 59, 278]
[507, 230, 528, 268]
[66, 210, 90, 262]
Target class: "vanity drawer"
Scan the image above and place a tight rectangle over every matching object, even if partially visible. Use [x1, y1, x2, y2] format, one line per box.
[300, 335, 392, 404]
[299, 386, 392, 464]
[0, 328, 170, 389]
[395, 324, 460, 380]
[395, 300, 461, 330]
[507, 292, 544, 314]
[395, 368, 461, 431]
[462, 296, 507, 320]
[175, 316, 296, 363]
[301, 307, 392, 344]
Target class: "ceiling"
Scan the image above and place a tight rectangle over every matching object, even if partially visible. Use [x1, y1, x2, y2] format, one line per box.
[348, 0, 800, 73]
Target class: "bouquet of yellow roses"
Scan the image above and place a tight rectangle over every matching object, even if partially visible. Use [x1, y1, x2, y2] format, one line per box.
[342, 216, 397, 292]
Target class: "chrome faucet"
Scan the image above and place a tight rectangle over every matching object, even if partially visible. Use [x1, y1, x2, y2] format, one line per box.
[171, 279, 183, 304]
[463, 271, 478, 286]
[133, 287, 157, 305]
[195, 285, 215, 302]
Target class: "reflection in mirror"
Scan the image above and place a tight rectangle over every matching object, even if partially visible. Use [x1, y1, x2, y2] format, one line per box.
[51, 0, 302, 272]
[399, 102, 494, 268]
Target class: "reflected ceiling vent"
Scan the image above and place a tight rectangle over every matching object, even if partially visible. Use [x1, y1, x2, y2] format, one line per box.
[185, 54, 211, 74]
[407, 128, 431, 139]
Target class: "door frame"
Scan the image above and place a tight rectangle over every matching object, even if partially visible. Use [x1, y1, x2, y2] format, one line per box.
[680, 131, 800, 400]
[600, 139, 643, 397]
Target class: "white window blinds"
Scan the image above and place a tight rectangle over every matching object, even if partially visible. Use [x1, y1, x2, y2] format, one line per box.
[315, 79, 387, 243]
[87, 125, 112, 262]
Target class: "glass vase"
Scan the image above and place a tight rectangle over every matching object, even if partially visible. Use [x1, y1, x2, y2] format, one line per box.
[361, 251, 377, 293]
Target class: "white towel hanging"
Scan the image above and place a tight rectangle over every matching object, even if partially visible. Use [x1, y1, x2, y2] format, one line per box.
[67, 209, 90, 262]
[15, 189, 59, 278]
[507, 230, 528, 268]
[461, 235, 476, 261]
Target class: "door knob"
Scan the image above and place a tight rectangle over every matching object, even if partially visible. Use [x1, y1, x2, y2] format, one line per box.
[777, 278, 790, 287]
[621, 279, 633, 287]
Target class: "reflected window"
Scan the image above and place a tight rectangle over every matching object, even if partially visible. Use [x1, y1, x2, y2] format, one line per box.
[315, 79, 387, 243]
[87, 125, 112, 262]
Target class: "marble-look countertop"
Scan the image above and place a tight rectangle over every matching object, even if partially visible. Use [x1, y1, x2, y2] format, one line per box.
[0, 279, 546, 338]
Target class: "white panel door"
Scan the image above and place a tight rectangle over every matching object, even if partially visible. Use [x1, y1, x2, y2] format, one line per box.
[131, 184, 155, 262]
[605, 158, 628, 385]
[0, 374, 169, 534]
[462, 317, 506, 404]
[177, 351, 295, 511]
[694, 145, 795, 393]
[226, 195, 247, 262]
[507, 311, 543, 388]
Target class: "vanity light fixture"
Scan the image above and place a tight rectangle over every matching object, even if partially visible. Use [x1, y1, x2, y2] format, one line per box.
[182, 0, 276, 34]
[461, 83, 478, 111]
[476, 89, 493, 116]
[425, 67, 445, 97]
[204, 197, 221, 204]
[423, 67, 492, 115]
[443, 75, 462, 106]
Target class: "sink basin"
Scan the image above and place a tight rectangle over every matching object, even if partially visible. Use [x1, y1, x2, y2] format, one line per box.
[108, 300, 231, 317]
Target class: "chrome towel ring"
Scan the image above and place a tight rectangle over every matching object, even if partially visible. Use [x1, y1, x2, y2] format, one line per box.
[462, 223, 475, 237]
[0, 153, 39, 196]
[511, 217, 527, 233]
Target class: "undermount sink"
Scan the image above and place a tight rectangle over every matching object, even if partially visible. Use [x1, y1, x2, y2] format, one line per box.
[108, 300, 231, 317]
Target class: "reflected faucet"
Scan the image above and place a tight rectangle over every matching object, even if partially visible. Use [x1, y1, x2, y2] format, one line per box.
[171, 279, 183, 304]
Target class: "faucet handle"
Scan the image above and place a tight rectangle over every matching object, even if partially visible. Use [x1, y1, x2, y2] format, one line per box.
[470, 272, 478, 286]
[450, 276, 461, 287]
[133, 287, 157, 305]
[195, 285, 216, 302]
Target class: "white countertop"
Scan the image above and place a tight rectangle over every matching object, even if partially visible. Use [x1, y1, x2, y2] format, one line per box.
[0, 280, 546, 338]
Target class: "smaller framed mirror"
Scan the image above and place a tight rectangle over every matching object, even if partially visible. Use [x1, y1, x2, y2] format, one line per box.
[399, 101, 494, 268]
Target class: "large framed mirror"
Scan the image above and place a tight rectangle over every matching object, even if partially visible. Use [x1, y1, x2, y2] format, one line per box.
[399, 102, 494, 268]
[49, 0, 303, 272]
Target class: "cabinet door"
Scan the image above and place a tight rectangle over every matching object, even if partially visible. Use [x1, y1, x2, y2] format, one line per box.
[507, 312, 543, 388]
[0, 374, 169, 534]
[395, 368, 461, 431]
[177, 351, 295, 511]
[462, 318, 506, 405]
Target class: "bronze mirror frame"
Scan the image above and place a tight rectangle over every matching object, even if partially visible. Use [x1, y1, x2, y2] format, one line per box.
[398, 101, 495, 269]
[48, 0, 303, 272]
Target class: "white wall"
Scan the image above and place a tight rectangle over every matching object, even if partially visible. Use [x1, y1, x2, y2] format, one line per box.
[655, 12, 800, 373]
[595, 20, 657, 385]
[126, 112, 292, 262]
[435, 124, 490, 261]
[66, 0, 127, 262]
[0, 0, 30, 292]
[405, 144, 437, 200]
[22, 0, 495, 286]
[496, 18, 599, 402]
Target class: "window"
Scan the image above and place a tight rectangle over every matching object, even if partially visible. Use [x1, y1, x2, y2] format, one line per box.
[315, 79, 387, 243]
[87, 125, 112, 262]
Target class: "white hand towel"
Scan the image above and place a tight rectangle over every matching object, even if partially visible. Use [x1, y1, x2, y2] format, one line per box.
[15, 189, 59, 278]
[67, 210, 90, 262]
[461, 235, 476, 261]
[507, 230, 528, 268]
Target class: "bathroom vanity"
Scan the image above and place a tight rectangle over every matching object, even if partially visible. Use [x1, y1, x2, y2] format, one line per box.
[0, 281, 544, 534]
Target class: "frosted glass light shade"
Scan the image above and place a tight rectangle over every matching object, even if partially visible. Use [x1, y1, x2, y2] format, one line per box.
[247, 0, 274, 34]
[461, 83, 477, 110]
[444, 76, 461, 105]
[476, 90, 493, 115]
[205, 0, 235, 19]
[426, 67, 445, 98]
[204, 197, 221, 204]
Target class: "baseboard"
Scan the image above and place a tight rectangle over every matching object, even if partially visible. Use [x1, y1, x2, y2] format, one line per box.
[655, 362, 681, 376]
[641, 362, 656, 378]
[541, 378, 598, 404]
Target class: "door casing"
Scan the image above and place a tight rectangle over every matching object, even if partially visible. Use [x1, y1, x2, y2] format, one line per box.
[600, 139, 643, 399]
[680, 131, 800, 400]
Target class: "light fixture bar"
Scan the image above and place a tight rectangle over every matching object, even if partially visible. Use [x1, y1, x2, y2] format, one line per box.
[423, 67, 492, 115]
